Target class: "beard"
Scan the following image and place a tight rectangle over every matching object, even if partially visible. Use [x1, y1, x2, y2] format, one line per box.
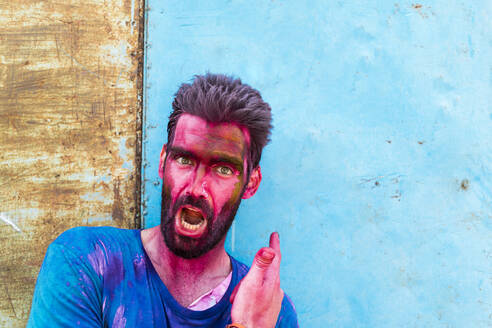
[160, 187, 243, 259]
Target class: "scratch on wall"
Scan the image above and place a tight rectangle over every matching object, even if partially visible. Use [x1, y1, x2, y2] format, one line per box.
[0, 214, 22, 233]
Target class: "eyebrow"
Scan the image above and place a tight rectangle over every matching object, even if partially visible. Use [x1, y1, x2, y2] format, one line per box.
[209, 152, 244, 171]
[168, 146, 244, 171]
[168, 146, 196, 160]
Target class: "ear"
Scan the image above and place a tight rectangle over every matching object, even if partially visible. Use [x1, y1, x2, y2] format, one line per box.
[242, 166, 262, 199]
[158, 144, 167, 179]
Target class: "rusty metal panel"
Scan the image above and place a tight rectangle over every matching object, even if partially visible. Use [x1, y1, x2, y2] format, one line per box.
[0, 0, 144, 326]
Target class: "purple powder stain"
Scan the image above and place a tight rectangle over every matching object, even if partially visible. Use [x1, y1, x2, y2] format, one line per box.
[105, 251, 125, 300]
[80, 270, 94, 293]
[112, 305, 127, 328]
[86, 240, 125, 299]
[66, 282, 70, 287]
[87, 243, 106, 277]
[133, 254, 145, 281]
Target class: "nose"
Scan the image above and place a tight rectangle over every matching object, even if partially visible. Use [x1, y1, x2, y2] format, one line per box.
[185, 164, 209, 199]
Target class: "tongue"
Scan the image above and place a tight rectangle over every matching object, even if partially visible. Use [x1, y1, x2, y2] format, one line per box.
[182, 208, 203, 224]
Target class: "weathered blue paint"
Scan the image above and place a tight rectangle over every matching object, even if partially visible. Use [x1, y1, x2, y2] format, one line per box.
[142, 1, 491, 326]
[119, 137, 134, 170]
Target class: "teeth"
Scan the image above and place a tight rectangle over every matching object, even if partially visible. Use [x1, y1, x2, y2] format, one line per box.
[180, 216, 204, 231]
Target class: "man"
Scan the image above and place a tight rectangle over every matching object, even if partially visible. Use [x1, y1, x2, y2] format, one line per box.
[28, 73, 298, 327]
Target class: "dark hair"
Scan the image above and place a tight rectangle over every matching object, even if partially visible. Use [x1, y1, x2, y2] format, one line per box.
[168, 73, 272, 169]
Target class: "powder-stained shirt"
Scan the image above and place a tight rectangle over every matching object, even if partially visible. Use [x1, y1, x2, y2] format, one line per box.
[187, 272, 232, 311]
[27, 226, 298, 328]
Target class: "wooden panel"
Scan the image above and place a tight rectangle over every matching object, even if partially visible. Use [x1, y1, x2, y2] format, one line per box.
[0, 0, 144, 326]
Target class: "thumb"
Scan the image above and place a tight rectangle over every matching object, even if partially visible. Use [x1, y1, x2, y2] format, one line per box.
[231, 247, 276, 304]
[230, 249, 274, 303]
[244, 247, 276, 287]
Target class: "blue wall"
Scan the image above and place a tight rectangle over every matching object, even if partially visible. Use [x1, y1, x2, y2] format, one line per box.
[142, 1, 491, 326]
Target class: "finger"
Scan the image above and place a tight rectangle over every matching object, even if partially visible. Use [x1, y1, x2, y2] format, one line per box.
[269, 232, 281, 268]
[229, 281, 241, 303]
[261, 233, 282, 288]
[269, 232, 281, 260]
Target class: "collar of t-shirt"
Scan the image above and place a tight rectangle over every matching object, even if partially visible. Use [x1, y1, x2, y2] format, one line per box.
[187, 271, 233, 311]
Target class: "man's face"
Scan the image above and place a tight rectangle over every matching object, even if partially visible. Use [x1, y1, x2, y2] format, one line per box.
[160, 113, 254, 259]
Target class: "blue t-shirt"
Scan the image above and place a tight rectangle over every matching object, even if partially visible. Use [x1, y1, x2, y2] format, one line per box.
[27, 226, 298, 327]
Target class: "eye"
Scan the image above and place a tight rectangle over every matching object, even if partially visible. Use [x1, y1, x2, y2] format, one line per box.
[216, 166, 233, 176]
[176, 156, 193, 166]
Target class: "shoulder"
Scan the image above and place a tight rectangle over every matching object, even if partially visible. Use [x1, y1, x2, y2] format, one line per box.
[52, 226, 139, 252]
[277, 293, 299, 327]
[53, 225, 137, 243]
[46, 226, 141, 278]
[229, 255, 251, 280]
[28, 226, 138, 327]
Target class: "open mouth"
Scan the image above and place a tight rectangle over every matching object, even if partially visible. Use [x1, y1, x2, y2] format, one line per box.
[175, 206, 207, 237]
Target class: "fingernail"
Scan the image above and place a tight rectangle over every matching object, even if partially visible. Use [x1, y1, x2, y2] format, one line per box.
[261, 249, 275, 259]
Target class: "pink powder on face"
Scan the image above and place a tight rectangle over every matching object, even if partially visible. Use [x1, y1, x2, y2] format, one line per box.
[187, 272, 232, 311]
[163, 114, 249, 218]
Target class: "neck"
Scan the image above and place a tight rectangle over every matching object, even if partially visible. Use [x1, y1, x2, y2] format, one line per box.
[141, 226, 231, 284]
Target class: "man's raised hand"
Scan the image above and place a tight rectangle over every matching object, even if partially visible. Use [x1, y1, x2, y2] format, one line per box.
[230, 232, 284, 328]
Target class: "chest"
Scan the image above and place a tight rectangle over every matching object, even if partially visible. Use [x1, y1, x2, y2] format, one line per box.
[163, 275, 226, 307]
[101, 273, 234, 327]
